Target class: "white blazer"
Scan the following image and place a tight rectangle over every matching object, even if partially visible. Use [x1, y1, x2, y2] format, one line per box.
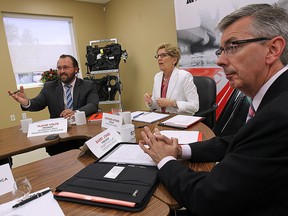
[149, 67, 199, 115]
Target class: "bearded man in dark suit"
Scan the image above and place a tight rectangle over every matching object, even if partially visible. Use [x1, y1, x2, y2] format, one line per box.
[9, 54, 99, 155]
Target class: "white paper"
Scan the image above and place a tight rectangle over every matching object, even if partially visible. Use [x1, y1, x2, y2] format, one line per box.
[27, 118, 68, 138]
[101, 113, 123, 132]
[100, 144, 156, 166]
[161, 115, 203, 128]
[79, 127, 121, 158]
[0, 188, 64, 216]
[132, 111, 169, 123]
[0, 164, 15, 196]
[104, 166, 125, 179]
[160, 130, 200, 144]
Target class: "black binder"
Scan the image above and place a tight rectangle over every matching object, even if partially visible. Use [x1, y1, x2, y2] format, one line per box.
[54, 143, 158, 212]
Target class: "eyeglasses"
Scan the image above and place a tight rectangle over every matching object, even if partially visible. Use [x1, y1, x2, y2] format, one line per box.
[154, 53, 170, 59]
[215, 37, 271, 57]
[57, 66, 73, 71]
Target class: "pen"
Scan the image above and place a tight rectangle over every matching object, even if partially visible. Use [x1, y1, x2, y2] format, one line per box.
[128, 164, 146, 168]
[9, 90, 20, 96]
[133, 112, 144, 119]
[12, 189, 51, 208]
[135, 124, 148, 129]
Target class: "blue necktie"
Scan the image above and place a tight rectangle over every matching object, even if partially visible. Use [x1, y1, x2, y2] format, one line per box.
[65, 84, 73, 110]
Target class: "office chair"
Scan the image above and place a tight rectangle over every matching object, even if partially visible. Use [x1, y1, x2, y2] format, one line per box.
[214, 89, 250, 136]
[193, 76, 218, 130]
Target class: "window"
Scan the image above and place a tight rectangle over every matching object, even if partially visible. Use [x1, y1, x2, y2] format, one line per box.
[2, 13, 78, 88]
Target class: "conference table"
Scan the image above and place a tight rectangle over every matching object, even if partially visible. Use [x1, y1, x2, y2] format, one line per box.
[0, 113, 215, 212]
[0, 149, 170, 215]
[0, 113, 215, 161]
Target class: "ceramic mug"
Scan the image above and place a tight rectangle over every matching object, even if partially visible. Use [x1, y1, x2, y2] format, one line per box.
[69, 111, 87, 126]
[119, 124, 136, 142]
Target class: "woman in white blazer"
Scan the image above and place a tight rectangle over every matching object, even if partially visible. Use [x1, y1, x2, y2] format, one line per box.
[144, 43, 199, 115]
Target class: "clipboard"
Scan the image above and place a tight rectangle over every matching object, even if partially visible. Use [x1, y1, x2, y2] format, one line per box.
[54, 143, 158, 212]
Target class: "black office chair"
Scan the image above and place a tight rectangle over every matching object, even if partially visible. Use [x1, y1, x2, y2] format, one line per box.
[214, 89, 250, 136]
[193, 76, 218, 130]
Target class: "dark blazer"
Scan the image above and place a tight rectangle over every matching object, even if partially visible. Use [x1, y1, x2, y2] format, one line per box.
[158, 70, 288, 216]
[22, 78, 99, 118]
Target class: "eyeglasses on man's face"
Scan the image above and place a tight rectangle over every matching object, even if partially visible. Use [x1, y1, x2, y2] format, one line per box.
[154, 53, 171, 59]
[57, 65, 73, 71]
[215, 37, 271, 57]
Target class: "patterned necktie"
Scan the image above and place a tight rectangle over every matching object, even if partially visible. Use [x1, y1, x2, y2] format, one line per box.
[246, 104, 255, 123]
[65, 84, 73, 110]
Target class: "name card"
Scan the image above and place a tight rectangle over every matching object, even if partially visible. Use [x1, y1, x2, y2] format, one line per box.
[101, 113, 122, 131]
[78, 127, 121, 159]
[27, 118, 68, 138]
[0, 163, 15, 196]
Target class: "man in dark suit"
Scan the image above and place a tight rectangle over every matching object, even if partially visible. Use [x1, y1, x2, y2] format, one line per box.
[139, 4, 288, 216]
[9, 54, 99, 155]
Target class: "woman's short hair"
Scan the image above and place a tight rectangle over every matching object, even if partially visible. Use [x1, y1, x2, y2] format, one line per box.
[156, 43, 181, 66]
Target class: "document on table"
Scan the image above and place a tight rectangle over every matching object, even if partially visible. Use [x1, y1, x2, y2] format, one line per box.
[0, 188, 64, 216]
[160, 130, 202, 144]
[159, 115, 204, 129]
[100, 144, 156, 166]
[132, 111, 169, 123]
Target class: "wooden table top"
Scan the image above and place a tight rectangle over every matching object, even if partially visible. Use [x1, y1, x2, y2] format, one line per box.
[0, 114, 215, 160]
[0, 114, 216, 211]
[0, 149, 170, 216]
[0, 125, 59, 160]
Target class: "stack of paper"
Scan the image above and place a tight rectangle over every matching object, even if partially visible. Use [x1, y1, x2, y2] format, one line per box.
[132, 111, 169, 123]
[100, 143, 156, 166]
[160, 130, 202, 144]
[159, 115, 204, 129]
[0, 188, 64, 216]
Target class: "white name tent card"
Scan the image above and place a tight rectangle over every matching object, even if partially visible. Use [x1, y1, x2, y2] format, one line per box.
[101, 113, 123, 131]
[78, 127, 121, 159]
[27, 118, 68, 138]
[0, 163, 15, 196]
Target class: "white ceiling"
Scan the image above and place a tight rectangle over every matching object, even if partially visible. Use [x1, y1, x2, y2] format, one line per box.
[76, 0, 111, 4]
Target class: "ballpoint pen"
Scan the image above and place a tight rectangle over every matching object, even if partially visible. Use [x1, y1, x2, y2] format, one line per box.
[9, 90, 20, 96]
[135, 124, 148, 129]
[12, 189, 51, 208]
[132, 112, 144, 119]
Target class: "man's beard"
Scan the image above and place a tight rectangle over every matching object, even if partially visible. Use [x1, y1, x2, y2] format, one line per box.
[60, 73, 76, 84]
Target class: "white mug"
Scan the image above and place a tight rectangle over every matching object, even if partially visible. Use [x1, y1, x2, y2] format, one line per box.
[119, 124, 136, 142]
[20, 118, 33, 133]
[69, 111, 87, 126]
[120, 111, 132, 124]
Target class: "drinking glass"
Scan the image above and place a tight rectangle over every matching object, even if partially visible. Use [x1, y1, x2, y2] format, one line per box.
[12, 177, 32, 201]
[111, 107, 122, 115]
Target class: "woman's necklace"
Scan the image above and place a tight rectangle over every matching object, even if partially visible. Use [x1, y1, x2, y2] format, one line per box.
[163, 76, 170, 81]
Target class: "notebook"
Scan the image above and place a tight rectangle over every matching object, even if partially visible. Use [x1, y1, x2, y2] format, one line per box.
[158, 115, 204, 129]
[54, 143, 158, 212]
[132, 111, 169, 123]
